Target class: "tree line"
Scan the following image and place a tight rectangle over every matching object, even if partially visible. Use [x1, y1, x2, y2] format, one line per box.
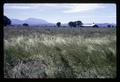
[4, 16, 115, 28]
[4, 16, 83, 27]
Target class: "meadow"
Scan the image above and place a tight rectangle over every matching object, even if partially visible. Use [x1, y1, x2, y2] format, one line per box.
[4, 26, 116, 78]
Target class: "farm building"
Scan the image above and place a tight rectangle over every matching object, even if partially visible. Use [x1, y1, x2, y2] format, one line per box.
[82, 23, 116, 28]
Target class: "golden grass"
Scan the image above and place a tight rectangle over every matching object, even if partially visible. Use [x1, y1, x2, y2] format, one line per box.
[4, 27, 116, 78]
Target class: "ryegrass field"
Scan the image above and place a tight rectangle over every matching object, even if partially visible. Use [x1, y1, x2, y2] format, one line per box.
[4, 26, 116, 78]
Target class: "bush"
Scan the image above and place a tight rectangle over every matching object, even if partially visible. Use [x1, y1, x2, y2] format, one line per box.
[56, 22, 61, 27]
[68, 20, 83, 27]
[4, 16, 11, 26]
[23, 23, 29, 26]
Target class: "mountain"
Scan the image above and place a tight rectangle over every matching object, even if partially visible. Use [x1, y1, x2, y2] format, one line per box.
[11, 18, 50, 26]
[11, 19, 24, 25]
[95, 23, 116, 27]
[24, 18, 48, 25]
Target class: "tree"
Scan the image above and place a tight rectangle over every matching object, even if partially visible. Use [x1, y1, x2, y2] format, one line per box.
[68, 20, 83, 27]
[23, 23, 29, 26]
[107, 25, 111, 28]
[68, 21, 76, 27]
[4, 16, 11, 26]
[93, 24, 99, 28]
[75, 21, 83, 27]
[56, 22, 61, 27]
[72, 22, 77, 27]
[68, 21, 73, 27]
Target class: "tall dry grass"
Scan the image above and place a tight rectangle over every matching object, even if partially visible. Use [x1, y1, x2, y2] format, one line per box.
[4, 27, 116, 78]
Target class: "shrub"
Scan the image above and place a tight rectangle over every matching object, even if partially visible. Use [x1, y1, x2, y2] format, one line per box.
[56, 22, 61, 27]
[23, 23, 29, 26]
[4, 16, 11, 26]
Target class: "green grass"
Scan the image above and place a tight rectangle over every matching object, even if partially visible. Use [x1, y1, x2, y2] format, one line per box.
[4, 26, 116, 78]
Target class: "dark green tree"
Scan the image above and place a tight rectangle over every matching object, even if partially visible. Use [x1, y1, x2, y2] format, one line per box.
[107, 25, 111, 28]
[93, 24, 99, 28]
[4, 16, 11, 26]
[56, 22, 61, 27]
[68, 21, 73, 27]
[75, 21, 83, 27]
[23, 23, 29, 26]
[68, 21, 76, 27]
[68, 20, 83, 27]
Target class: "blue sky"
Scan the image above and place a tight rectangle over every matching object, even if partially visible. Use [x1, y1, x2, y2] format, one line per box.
[4, 3, 116, 24]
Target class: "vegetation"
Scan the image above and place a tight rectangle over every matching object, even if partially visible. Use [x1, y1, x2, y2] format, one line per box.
[56, 22, 61, 27]
[68, 20, 83, 27]
[23, 23, 29, 26]
[75, 21, 83, 27]
[93, 25, 99, 28]
[4, 26, 116, 78]
[4, 16, 11, 26]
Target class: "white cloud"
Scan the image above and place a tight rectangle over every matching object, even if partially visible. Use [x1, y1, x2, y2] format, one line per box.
[4, 4, 40, 9]
[62, 4, 105, 13]
[8, 6, 31, 9]
[4, 4, 59, 9]
[4, 4, 105, 11]
[38, 4, 58, 7]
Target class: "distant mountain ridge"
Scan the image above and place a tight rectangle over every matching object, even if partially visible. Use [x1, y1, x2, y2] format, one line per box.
[24, 18, 48, 25]
[11, 19, 23, 25]
[11, 18, 53, 26]
[11, 18, 116, 27]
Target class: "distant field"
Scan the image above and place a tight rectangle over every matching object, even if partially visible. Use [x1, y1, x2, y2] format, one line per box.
[4, 26, 116, 78]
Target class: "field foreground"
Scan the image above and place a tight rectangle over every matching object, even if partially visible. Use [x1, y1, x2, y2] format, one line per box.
[4, 26, 116, 78]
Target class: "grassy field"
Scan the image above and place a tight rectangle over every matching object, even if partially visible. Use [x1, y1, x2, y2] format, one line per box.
[4, 26, 116, 78]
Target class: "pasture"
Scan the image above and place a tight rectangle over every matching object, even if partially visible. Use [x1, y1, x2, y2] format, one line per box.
[4, 26, 116, 78]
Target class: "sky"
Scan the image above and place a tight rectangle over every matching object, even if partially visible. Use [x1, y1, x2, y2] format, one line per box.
[4, 3, 116, 24]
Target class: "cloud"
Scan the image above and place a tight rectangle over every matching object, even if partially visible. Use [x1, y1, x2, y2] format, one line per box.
[7, 6, 31, 9]
[4, 4, 40, 9]
[62, 4, 105, 13]
[38, 4, 58, 7]
[4, 4, 105, 12]
[4, 4, 59, 9]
